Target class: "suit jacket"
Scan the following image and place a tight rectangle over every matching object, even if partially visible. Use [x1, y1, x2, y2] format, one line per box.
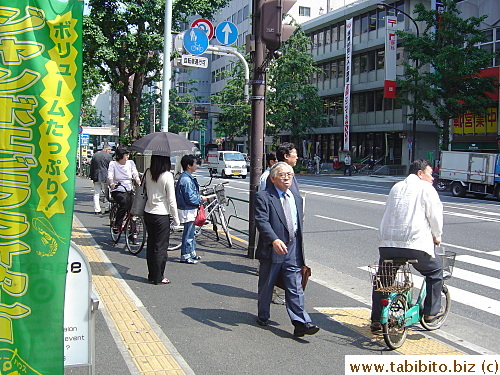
[90, 151, 112, 183]
[254, 186, 305, 265]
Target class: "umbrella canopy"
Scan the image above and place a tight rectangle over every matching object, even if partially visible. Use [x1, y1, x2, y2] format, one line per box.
[129, 132, 198, 157]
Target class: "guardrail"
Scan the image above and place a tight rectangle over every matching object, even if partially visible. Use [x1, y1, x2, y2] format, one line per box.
[226, 195, 249, 238]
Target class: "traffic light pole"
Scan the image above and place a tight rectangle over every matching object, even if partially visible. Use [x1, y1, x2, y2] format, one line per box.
[247, 0, 266, 259]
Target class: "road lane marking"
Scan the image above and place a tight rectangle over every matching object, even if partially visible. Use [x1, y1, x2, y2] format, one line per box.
[456, 255, 500, 271]
[452, 268, 500, 290]
[315, 215, 378, 230]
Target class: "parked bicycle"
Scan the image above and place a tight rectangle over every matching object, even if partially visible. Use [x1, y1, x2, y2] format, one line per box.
[109, 182, 146, 255]
[368, 249, 455, 349]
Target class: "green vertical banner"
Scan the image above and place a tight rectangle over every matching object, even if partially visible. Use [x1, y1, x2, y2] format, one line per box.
[0, 1, 83, 374]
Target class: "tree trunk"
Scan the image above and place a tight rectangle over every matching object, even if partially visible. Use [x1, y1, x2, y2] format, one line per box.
[127, 72, 146, 142]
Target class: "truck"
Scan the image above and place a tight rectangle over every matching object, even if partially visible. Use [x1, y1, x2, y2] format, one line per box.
[439, 151, 500, 200]
[207, 150, 248, 179]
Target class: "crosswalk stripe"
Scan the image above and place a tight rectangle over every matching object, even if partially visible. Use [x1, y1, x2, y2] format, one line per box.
[456, 255, 500, 271]
[359, 266, 500, 317]
[452, 268, 500, 290]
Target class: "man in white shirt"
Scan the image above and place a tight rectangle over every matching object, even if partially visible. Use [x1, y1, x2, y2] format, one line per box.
[259, 152, 277, 191]
[370, 159, 444, 332]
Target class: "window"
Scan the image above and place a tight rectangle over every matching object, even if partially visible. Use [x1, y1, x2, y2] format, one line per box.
[360, 54, 367, 73]
[369, 10, 377, 31]
[331, 61, 338, 79]
[338, 60, 344, 78]
[479, 27, 500, 67]
[359, 92, 366, 112]
[231, 13, 237, 24]
[367, 91, 375, 112]
[299, 7, 311, 17]
[353, 16, 360, 37]
[237, 9, 243, 24]
[243, 5, 249, 20]
[375, 90, 383, 111]
[367, 50, 376, 71]
[332, 24, 338, 42]
[318, 30, 324, 47]
[361, 14, 369, 34]
[339, 23, 345, 41]
[377, 50, 385, 69]
[353, 55, 360, 75]
[378, 8, 385, 29]
[325, 28, 331, 45]
[324, 63, 331, 79]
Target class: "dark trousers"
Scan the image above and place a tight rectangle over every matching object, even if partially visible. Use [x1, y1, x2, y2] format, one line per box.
[112, 191, 132, 229]
[144, 213, 171, 283]
[257, 240, 310, 324]
[371, 247, 443, 322]
[344, 165, 351, 176]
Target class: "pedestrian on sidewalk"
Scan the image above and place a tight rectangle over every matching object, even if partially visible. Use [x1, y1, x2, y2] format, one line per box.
[144, 155, 180, 285]
[370, 159, 444, 333]
[259, 152, 277, 191]
[344, 153, 352, 176]
[368, 155, 375, 172]
[175, 155, 207, 264]
[90, 145, 112, 214]
[255, 162, 319, 338]
[265, 143, 301, 305]
[108, 148, 141, 233]
[266, 142, 299, 195]
[313, 154, 321, 174]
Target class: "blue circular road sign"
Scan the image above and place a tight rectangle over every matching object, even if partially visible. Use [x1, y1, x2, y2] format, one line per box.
[183, 28, 209, 55]
[215, 21, 238, 46]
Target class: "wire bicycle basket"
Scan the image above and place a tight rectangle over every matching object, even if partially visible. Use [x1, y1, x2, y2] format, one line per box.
[439, 251, 456, 280]
[215, 184, 227, 205]
[369, 262, 413, 294]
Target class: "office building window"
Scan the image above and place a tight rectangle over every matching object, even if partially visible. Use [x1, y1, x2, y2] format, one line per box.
[238, 9, 242, 23]
[332, 24, 338, 42]
[480, 27, 500, 67]
[243, 5, 249, 19]
[369, 10, 377, 31]
[299, 7, 310, 17]
[325, 28, 331, 45]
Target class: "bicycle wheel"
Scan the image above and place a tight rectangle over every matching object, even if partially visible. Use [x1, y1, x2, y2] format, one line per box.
[420, 285, 451, 331]
[109, 204, 120, 243]
[125, 215, 146, 255]
[217, 206, 232, 247]
[383, 294, 408, 349]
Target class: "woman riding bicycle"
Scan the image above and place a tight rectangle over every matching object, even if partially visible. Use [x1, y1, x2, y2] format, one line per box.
[108, 147, 141, 233]
[371, 159, 444, 333]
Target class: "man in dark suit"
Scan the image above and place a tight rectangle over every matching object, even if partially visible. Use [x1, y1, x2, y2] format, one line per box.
[90, 145, 112, 214]
[255, 162, 319, 337]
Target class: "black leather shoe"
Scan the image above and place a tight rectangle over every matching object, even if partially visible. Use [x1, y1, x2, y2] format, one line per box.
[293, 322, 320, 337]
[256, 317, 268, 326]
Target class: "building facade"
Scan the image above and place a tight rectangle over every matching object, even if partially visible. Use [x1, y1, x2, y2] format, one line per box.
[301, 0, 499, 167]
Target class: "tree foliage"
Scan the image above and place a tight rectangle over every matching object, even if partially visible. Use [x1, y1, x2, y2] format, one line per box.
[266, 25, 327, 138]
[212, 26, 325, 142]
[168, 77, 207, 134]
[83, 0, 228, 143]
[211, 59, 251, 141]
[397, 0, 497, 150]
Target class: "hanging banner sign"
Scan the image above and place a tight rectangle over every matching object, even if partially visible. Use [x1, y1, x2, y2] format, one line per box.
[0, 1, 83, 374]
[343, 18, 353, 152]
[384, 16, 398, 99]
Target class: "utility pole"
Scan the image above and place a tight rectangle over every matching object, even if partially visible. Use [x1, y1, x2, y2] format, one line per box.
[247, 0, 265, 259]
[247, 0, 296, 258]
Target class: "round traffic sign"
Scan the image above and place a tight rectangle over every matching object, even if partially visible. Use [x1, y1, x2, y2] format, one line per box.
[183, 28, 209, 55]
[191, 18, 214, 40]
[215, 21, 238, 46]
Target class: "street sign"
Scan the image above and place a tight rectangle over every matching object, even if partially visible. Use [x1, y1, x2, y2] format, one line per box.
[80, 134, 89, 147]
[183, 28, 209, 56]
[191, 18, 214, 40]
[215, 21, 238, 46]
[181, 55, 208, 68]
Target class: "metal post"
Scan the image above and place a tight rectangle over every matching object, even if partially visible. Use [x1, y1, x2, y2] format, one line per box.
[161, 0, 173, 132]
[248, 0, 266, 258]
[118, 94, 125, 142]
[378, 3, 420, 161]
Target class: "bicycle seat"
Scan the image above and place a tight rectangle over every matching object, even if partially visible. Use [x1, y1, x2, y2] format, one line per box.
[383, 258, 418, 266]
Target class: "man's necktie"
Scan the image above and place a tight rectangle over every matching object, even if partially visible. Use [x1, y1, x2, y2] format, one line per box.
[282, 192, 294, 243]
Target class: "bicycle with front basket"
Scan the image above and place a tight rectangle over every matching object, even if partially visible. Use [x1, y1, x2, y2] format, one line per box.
[369, 249, 456, 349]
[109, 183, 146, 255]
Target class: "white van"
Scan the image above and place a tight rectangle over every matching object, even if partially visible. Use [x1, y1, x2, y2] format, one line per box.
[207, 151, 247, 179]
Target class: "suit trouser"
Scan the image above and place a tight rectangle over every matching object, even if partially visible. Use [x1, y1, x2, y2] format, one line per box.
[257, 242, 311, 324]
[144, 213, 171, 283]
[371, 247, 443, 322]
[93, 181, 109, 212]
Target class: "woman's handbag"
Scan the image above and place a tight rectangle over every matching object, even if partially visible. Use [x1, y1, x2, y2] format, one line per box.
[194, 205, 206, 226]
[130, 170, 148, 216]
